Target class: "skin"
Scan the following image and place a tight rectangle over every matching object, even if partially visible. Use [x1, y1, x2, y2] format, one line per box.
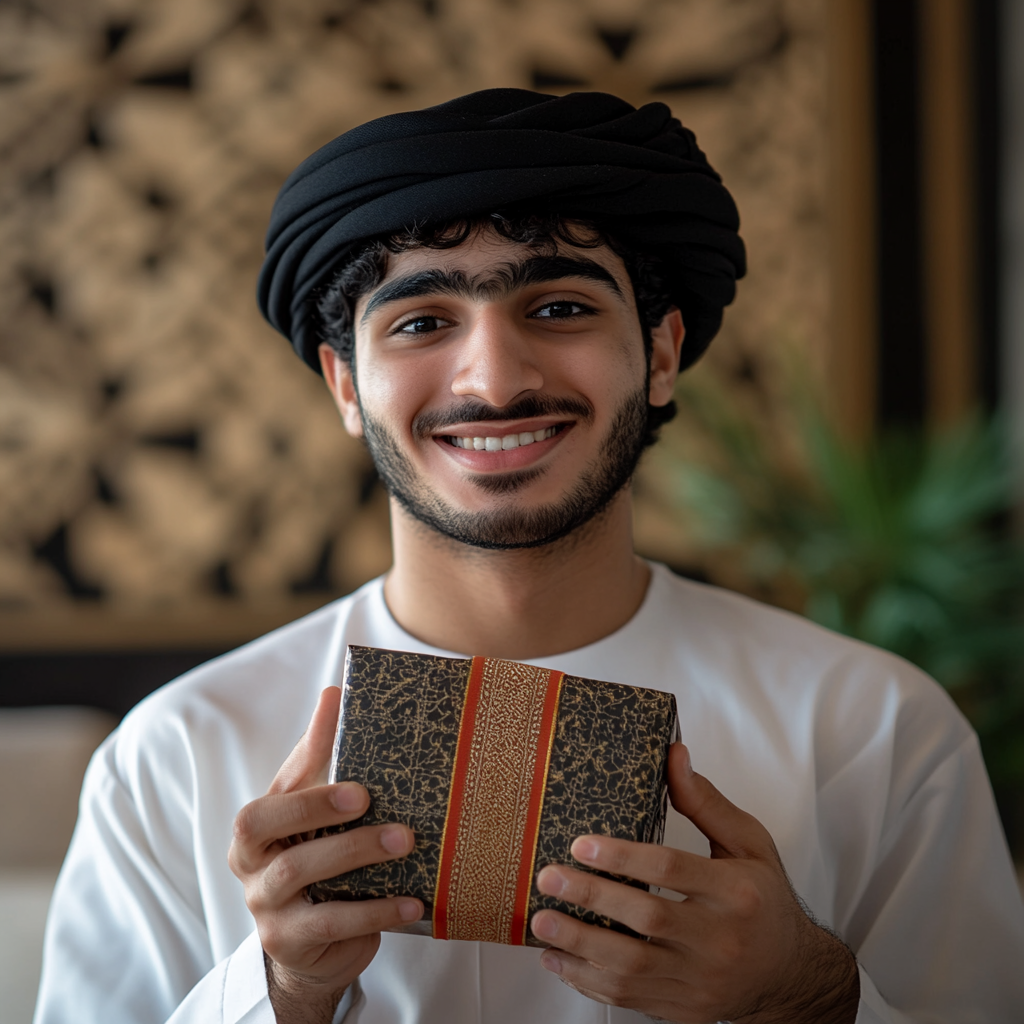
[228, 226, 859, 1023]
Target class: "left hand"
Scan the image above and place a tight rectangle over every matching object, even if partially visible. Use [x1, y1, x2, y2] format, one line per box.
[530, 743, 859, 1024]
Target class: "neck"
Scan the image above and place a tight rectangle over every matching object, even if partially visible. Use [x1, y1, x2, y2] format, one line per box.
[383, 490, 650, 660]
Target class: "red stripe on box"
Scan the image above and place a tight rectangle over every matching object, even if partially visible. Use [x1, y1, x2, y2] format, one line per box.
[509, 668, 564, 944]
[432, 656, 486, 940]
[432, 658, 564, 943]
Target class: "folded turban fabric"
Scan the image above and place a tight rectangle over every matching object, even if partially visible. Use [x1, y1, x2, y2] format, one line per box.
[258, 88, 746, 372]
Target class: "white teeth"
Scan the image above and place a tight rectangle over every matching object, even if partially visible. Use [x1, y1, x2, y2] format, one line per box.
[451, 426, 558, 450]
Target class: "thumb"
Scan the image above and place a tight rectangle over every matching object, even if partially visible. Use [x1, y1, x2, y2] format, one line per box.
[667, 743, 773, 861]
[268, 686, 341, 795]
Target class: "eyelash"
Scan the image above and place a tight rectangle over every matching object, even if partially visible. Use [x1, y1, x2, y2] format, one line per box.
[392, 315, 451, 335]
[529, 300, 596, 320]
[390, 301, 596, 336]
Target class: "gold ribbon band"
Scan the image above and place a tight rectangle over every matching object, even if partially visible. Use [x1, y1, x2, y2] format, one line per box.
[433, 657, 564, 944]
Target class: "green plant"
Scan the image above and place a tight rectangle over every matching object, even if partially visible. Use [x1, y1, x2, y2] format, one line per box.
[658, 377, 1024, 791]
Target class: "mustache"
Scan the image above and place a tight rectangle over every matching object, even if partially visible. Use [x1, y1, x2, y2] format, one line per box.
[413, 395, 594, 437]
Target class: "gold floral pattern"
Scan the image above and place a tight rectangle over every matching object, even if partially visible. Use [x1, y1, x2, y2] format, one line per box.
[0, 0, 829, 638]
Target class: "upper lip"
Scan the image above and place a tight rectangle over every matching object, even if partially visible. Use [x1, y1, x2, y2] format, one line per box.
[431, 417, 571, 437]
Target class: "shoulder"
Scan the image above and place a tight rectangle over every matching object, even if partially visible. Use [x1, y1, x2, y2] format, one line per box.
[105, 579, 386, 796]
[652, 563, 956, 697]
[647, 564, 973, 785]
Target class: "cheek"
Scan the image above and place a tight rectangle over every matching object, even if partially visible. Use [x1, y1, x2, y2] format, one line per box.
[355, 349, 446, 429]
[558, 330, 646, 406]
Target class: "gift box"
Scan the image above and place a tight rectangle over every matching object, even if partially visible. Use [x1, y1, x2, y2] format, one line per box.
[308, 645, 678, 946]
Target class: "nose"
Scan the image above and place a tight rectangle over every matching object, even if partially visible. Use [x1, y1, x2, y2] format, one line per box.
[449, 308, 544, 408]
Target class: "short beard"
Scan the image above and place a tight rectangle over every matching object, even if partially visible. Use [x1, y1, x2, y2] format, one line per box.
[360, 389, 650, 550]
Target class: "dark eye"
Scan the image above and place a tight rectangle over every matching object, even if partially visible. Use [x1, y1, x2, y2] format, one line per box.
[394, 315, 449, 335]
[532, 301, 592, 320]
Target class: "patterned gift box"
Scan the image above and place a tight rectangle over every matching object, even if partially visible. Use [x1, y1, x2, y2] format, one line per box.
[309, 645, 679, 947]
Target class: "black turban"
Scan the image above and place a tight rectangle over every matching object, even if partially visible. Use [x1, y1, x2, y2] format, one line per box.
[257, 88, 746, 372]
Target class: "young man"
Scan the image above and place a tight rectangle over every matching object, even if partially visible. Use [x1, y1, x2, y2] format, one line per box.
[36, 90, 1024, 1024]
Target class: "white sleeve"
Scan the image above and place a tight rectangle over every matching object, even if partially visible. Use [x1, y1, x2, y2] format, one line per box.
[33, 733, 271, 1024]
[852, 967, 914, 1024]
[166, 932, 357, 1024]
[833, 733, 1024, 1022]
[164, 930, 273, 1024]
[34, 728, 356, 1024]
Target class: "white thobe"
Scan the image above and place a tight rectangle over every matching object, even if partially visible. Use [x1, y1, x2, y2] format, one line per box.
[34, 564, 1024, 1023]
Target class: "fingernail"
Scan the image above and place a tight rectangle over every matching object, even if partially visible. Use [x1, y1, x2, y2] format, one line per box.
[398, 900, 422, 922]
[535, 867, 566, 897]
[330, 784, 365, 812]
[540, 950, 563, 974]
[571, 837, 599, 864]
[531, 913, 558, 941]
[682, 745, 694, 776]
[381, 825, 411, 855]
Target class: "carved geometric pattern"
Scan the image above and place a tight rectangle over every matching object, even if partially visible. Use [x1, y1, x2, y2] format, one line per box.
[0, 0, 827, 634]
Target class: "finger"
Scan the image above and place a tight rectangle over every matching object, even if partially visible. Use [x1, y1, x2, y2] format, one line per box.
[249, 824, 416, 910]
[230, 782, 370, 875]
[668, 743, 774, 860]
[269, 687, 341, 796]
[263, 894, 424, 963]
[536, 944, 680, 1016]
[565, 834, 718, 897]
[530, 907, 679, 977]
[537, 863, 693, 941]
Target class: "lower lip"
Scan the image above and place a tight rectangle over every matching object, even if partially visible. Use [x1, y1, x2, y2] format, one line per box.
[433, 427, 570, 471]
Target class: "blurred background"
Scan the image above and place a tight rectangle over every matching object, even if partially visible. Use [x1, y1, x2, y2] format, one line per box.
[1, 0, 1022, 1017]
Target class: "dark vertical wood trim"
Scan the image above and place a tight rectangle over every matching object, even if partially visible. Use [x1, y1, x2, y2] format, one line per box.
[826, 0, 878, 441]
[873, 0, 927, 427]
[921, 0, 978, 424]
[973, 0, 1001, 411]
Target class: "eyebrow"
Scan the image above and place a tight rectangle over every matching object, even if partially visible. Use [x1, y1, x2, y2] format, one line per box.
[359, 254, 624, 324]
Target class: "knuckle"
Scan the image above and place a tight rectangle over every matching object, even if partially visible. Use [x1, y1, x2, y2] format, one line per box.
[602, 970, 632, 1002]
[620, 945, 653, 976]
[307, 909, 340, 946]
[328, 828, 362, 865]
[232, 804, 260, 846]
[605, 844, 630, 874]
[730, 877, 764, 920]
[245, 892, 268, 919]
[258, 918, 284, 958]
[650, 848, 681, 885]
[634, 899, 671, 937]
[558, 920, 587, 955]
[290, 790, 317, 825]
[264, 850, 303, 893]
[716, 932, 746, 967]
[245, 877, 273, 916]
[574, 876, 598, 907]
[372, 900, 405, 932]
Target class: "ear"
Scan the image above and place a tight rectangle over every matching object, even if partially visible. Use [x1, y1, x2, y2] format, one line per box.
[319, 343, 364, 438]
[648, 307, 684, 407]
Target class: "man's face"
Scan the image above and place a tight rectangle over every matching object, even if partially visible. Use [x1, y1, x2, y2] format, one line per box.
[322, 226, 682, 549]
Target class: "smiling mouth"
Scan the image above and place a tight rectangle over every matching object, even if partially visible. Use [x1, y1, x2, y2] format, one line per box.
[443, 424, 565, 451]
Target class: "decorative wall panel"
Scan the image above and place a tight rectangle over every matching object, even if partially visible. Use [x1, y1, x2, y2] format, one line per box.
[0, 0, 830, 646]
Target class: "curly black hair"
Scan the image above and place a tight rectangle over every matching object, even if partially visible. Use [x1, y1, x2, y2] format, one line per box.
[316, 212, 678, 446]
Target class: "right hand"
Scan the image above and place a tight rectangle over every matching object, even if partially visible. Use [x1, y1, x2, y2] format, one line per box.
[228, 686, 423, 1023]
